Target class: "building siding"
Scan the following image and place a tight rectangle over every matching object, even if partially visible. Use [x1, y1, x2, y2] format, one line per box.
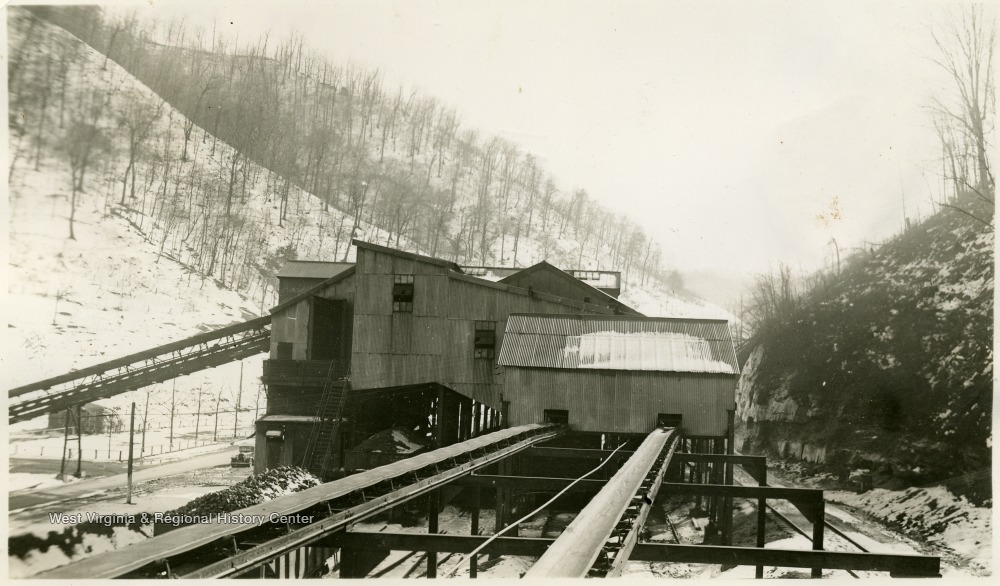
[347, 246, 614, 408]
[268, 274, 356, 360]
[503, 367, 736, 436]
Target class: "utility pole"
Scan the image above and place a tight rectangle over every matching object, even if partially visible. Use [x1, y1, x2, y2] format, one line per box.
[195, 389, 203, 445]
[59, 407, 71, 479]
[169, 379, 176, 450]
[74, 404, 83, 477]
[214, 390, 224, 442]
[126, 402, 135, 504]
[254, 384, 261, 422]
[139, 392, 150, 463]
[234, 362, 243, 438]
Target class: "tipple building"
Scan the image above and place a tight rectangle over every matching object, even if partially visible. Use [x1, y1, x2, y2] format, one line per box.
[256, 240, 737, 478]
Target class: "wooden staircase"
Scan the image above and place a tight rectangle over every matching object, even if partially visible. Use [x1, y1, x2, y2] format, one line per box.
[302, 365, 348, 479]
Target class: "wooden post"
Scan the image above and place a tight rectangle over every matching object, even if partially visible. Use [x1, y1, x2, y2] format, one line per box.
[756, 463, 767, 579]
[432, 388, 447, 447]
[126, 402, 135, 504]
[58, 408, 71, 479]
[427, 490, 440, 578]
[724, 410, 736, 546]
[234, 361, 243, 438]
[195, 390, 202, 443]
[169, 379, 176, 450]
[74, 404, 83, 477]
[470, 486, 480, 578]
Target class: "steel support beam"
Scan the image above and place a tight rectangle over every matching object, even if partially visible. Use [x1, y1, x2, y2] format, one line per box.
[452, 474, 605, 492]
[321, 533, 941, 577]
[631, 543, 940, 577]
[525, 446, 635, 460]
[525, 428, 676, 578]
[320, 531, 553, 556]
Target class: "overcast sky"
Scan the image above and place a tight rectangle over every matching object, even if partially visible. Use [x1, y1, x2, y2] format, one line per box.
[125, 0, 974, 286]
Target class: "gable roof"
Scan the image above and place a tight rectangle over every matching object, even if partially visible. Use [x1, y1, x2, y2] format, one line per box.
[276, 261, 354, 280]
[498, 314, 739, 375]
[499, 260, 640, 315]
[352, 239, 463, 271]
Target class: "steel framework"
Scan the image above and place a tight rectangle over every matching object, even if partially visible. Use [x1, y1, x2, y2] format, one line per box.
[34, 423, 561, 580]
[9, 317, 270, 422]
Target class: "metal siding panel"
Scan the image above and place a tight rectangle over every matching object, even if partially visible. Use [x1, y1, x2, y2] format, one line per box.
[414, 275, 447, 317]
[392, 256, 415, 276]
[390, 313, 413, 355]
[374, 250, 393, 274]
[411, 316, 445, 356]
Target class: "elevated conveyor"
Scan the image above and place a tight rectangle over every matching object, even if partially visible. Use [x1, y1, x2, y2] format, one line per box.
[34, 423, 561, 579]
[526, 426, 679, 578]
[8, 316, 270, 423]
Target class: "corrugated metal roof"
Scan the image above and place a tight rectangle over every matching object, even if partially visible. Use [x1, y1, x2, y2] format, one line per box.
[276, 261, 354, 280]
[498, 314, 739, 375]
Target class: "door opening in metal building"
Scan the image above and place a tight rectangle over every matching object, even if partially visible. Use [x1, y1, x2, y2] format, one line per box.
[310, 298, 350, 372]
[544, 409, 569, 425]
[658, 413, 683, 428]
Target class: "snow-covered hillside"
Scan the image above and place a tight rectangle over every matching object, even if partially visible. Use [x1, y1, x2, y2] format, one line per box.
[737, 190, 993, 487]
[6, 10, 732, 431]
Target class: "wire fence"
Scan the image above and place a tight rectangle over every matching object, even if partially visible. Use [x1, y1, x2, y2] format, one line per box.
[11, 437, 238, 462]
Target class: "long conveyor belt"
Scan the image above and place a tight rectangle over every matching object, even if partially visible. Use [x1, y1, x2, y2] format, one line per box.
[9, 316, 270, 423]
[525, 426, 679, 578]
[34, 423, 561, 579]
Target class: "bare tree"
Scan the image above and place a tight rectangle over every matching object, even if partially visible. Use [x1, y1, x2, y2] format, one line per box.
[929, 5, 995, 218]
[117, 92, 164, 205]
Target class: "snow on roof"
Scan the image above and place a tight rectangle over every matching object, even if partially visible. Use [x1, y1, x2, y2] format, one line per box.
[498, 314, 739, 375]
[276, 261, 354, 280]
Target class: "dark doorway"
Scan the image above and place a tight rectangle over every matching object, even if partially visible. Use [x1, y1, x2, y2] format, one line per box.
[266, 433, 285, 469]
[658, 413, 683, 428]
[311, 298, 351, 374]
[544, 409, 569, 425]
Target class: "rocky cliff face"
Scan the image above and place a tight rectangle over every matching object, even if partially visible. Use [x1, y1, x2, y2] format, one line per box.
[737, 196, 993, 487]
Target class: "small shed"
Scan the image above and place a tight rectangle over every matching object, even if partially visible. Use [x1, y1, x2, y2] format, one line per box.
[498, 314, 739, 437]
[47, 402, 124, 435]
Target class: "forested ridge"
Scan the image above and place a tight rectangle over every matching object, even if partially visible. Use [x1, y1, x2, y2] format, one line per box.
[14, 5, 684, 312]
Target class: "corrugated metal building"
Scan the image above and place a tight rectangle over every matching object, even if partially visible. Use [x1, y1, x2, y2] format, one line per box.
[498, 261, 634, 312]
[498, 314, 739, 437]
[258, 241, 642, 476]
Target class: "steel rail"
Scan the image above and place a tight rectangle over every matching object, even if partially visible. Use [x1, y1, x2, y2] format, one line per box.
[525, 427, 677, 578]
[32, 423, 559, 580]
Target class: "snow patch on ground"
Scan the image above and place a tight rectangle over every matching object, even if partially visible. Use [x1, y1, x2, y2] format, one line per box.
[828, 486, 992, 576]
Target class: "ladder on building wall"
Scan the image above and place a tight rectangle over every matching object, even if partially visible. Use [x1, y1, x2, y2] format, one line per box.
[302, 365, 348, 479]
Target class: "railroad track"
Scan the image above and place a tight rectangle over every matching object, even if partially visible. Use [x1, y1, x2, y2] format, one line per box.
[732, 469, 890, 579]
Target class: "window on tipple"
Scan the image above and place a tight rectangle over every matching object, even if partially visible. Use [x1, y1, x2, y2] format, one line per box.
[474, 320, 496, 359]
[392, 274, 414, 312]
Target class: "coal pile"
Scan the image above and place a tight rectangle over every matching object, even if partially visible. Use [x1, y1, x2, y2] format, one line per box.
[162, 466, 319, 523]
